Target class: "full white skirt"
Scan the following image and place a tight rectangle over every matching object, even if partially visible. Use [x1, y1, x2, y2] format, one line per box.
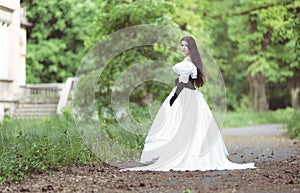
[122, 87, 255, 171]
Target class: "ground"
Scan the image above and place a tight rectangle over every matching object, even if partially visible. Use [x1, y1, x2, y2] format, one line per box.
[1, 124, 299, 193]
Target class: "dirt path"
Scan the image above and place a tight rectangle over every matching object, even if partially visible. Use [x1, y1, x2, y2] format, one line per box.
[1, 124, 299, 193]
[221, 124, 297, 162]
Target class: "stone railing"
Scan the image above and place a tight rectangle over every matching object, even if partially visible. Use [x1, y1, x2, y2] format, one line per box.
[19, 83, 64, 103]
[15, 84, 63, 118]
[0, 78, 76, 119]
[56, 77, 76, 115]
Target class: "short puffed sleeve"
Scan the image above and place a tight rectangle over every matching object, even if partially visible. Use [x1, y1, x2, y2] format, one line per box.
[191, 64, 197, 79]
[172, 61, 197, 83]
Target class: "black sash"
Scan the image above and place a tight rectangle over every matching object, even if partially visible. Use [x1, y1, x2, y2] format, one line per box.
[169, 76, 195, 106]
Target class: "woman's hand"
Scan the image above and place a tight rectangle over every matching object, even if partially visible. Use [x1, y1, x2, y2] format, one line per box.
[169, 93, 178, 106]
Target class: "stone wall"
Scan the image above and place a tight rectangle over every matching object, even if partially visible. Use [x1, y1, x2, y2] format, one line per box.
[0, 0, 29, 116]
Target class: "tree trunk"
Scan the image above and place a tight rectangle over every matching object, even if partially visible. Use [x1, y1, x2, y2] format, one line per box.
[287, 72, 300, 109]
[248, 71, 269, 112]
[290, 88, 300, 109]
[247, 15, 269, 112]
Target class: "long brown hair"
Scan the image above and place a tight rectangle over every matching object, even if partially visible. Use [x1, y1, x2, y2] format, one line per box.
[180, 36, 205, 87]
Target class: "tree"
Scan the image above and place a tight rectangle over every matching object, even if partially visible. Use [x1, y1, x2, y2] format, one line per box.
[220, 0, 298, 111]
[84, 0, 178, 112]
[271, 1, 300, 109]
[201, 1, 249, 111]
[22, 0, 96, 83]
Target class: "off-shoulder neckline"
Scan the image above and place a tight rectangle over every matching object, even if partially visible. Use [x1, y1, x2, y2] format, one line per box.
[180, 60, 194, 65]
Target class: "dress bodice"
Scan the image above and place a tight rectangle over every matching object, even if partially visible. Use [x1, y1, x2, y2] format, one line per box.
[172, 60, 197, 83]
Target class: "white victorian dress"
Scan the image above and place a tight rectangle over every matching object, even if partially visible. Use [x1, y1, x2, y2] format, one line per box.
[122, 60, 255, 171]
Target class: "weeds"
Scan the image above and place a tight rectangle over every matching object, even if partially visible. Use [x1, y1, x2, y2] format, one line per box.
[286, 110, 300, 139]
[0, 106, 298, 184]
[0, 111, 98, 184]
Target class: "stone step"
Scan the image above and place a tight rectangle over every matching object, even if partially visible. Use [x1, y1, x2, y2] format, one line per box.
[14, 109, 56, 116]
[14, 111, 55, 116]
[16, 105, 56, 111]
[17, 103, 57, 108]
[15, 109, 56, 113]
[20, 98, 59, 104]
[14, 113, 55, 119]
[14, 103, 57, 118]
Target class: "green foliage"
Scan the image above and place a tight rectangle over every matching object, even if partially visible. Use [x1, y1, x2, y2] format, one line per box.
[170, 0, 211, 45]
[2, 2, 300, 184]
[0, 114, 98, 184]
[85, 0, 177, 48]
[235, 95, 252, 113]
[74, 0, 181, 146]
[223, 108, 295, 128]
[23, 0, 300, 110]
[286, 110, 300, 139]
[100, 103, 149, 150]
[204, 0, 299, 110]
[182, 189, 193, 193]
[22, 0, 96, 83]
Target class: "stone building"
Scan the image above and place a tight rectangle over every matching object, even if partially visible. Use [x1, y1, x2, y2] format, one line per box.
[0, 0, 30, 118]
[0, 0, 75, 120]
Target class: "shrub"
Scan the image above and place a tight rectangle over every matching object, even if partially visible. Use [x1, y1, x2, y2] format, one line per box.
[286, 110, 300, 140]
[0, 114, 98, 184]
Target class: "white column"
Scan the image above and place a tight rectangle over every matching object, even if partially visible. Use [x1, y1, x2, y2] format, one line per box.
[4, 22, 8, 78]
[0, 104, 3, 121]
[8, 1, 21, 98]
[0, 22, 4, 78]
[0, 22, 2, 77]
[20, 27, 26, 86]
[0, 21, 9, 79]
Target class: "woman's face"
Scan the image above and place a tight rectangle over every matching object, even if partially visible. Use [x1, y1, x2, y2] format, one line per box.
[181, 40, 189, 57]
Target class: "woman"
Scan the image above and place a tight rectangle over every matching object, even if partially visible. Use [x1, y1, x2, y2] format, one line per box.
[122, 36, 255, 171]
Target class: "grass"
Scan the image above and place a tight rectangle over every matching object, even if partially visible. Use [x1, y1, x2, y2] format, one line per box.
[286, 110, 300, 140]
[222, 108, 296, 128]
[0, 106, 299, 184]
[0, 111, 99, 184]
